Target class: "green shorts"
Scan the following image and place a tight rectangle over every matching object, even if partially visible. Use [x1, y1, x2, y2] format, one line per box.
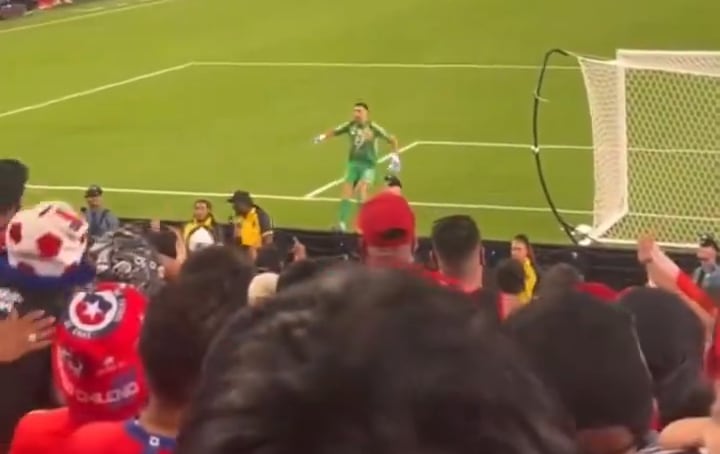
[344, 162, 375, 185]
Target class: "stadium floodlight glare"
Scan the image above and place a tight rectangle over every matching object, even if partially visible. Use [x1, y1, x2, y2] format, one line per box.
[532, 49, 720, 249]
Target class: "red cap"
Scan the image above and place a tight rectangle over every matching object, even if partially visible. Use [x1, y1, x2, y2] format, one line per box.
[576, 282, 618, 303]
[53, 282, 148, 423]
[358, 193, 415, 248]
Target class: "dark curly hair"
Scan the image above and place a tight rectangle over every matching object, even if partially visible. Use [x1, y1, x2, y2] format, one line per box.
[177, 266, 576, 454]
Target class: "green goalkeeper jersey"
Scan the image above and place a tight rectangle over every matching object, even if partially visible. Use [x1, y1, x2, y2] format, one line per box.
[333, 121, 393, 166]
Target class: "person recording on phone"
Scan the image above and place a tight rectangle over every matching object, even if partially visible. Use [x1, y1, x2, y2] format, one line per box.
[82, 185, 119, 240]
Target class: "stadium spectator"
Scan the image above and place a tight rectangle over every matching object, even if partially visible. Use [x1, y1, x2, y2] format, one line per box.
[182, 199, 222, 252]
[254, 244, 284, 274]
[9, 283, 148, 454]
[510, 233, 538, 304]
[618, 288, 712, 428]
[87, 228, 165, 297]
[505, 291, 655, 454]
[576, 281, 619, 302]
[180, 246, 254, 312]
[637, 234, 720, 378]
[0, 309, 54, 364]
[64, 258, 254, 454]
[176, 266, 577, 454]
[429, 215, 484, 292]
[228, 190, 273, 249]
[247, 272, 278, 307]
[495, 258, 525, 316]
[0, 202, 94, 450]
[82, 186, 119, 241]
[0, 159, 28, 253]
[534, 262, 583, 301]
[694, 235, 719, 291]
[357, 192, 415, 267]
[276, 257, 339, 292]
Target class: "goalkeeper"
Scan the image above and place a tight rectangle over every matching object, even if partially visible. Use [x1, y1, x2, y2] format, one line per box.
[314, 102, 400, 231]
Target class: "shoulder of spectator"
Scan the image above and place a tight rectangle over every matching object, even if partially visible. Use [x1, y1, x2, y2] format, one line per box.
[62, 421, 122, 453]
[257, 207, 273, 234]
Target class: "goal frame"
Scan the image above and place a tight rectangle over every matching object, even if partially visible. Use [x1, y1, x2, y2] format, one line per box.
[582, 49, 720, 249]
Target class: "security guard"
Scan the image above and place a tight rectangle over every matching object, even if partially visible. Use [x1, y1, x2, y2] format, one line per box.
[182, 199, 223, 252]
[227, 190, 273, 249]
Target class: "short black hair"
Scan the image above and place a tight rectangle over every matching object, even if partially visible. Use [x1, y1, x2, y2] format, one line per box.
[0, 159, 28, 213]
[431, 215, 481, 266]
[505, 291, 654, 439]
[195, 199, 213, 211]
[177, 267, 576, 454]
[276, 257, 339, 291]
[495, 258, 525, 295]
[534, 263, 582, 301]
[140, 256, 254, 405]
[384, 174, 402, 188]
[700, 234, 719, 252]
[255, 245, 284, 274]
[180, 246, 254, 300]
[618, 287, 709, 425]
[354, 101, 369, 111]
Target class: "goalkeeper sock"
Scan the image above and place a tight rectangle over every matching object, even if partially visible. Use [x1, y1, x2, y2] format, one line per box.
[339, 199, 352, 227]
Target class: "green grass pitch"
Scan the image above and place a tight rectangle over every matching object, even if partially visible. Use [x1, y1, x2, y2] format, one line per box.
[1, 0, 718, 243]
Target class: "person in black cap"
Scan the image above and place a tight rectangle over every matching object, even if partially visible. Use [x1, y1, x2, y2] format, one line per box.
[693, 234, 719, 291]
[227, 190, 273, 249]
[0, 159, 29, 253]
[82, 185, 119, 240]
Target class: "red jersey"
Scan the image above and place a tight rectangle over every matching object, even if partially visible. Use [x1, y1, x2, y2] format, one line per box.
[63, 420, 175, 454]
[424, 270, 507, 321]
[9, 408, 78, 454]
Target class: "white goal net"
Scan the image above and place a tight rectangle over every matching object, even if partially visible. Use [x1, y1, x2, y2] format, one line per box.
[578, 49, 720, 248]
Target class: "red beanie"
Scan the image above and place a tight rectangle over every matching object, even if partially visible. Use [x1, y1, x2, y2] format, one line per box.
[52, 282, 148, 423]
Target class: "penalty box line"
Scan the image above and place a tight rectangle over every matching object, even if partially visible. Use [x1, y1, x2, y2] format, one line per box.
[25, 184, 592, 215]
[302, 140, 593, 199]
[303, 141, 421, 198]
[0, 61, 578, 121]
[0, 63, 193, 119]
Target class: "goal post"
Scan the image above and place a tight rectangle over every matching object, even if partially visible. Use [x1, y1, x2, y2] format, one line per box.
[576, 49, 720, 248]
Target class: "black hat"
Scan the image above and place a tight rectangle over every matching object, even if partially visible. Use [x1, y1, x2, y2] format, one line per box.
[85, 185, 103, 198]
[0, 159, 29, 208]
[700, 234, 719, 252]
[384, 175, 402, 188]
[227, 190, 253, 205]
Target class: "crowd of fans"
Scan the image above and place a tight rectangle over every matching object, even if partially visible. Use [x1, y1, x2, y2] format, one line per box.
[0, 157, 720, 454]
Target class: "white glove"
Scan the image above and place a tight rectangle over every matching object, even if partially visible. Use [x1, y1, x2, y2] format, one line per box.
[387, 152, 401, 173]
[313, 134, 327, 144]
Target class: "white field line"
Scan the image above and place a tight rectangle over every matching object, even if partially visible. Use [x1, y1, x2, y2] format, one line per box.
[0, 0, 176, 35]
[25, 184, 592, 215]
[193, 61, 579, 71]
[418, 140, 592, 150]
[0, 63, 191, 119]
[27, 183, 717, 221]
[419, 140, 720, 155]
[303, 141, 420, 198]
[75, 7, 105, 13]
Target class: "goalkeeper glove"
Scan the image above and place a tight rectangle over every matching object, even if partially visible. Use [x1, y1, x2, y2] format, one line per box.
[387, 152, 401, 173]
[313, 134, 327, 144]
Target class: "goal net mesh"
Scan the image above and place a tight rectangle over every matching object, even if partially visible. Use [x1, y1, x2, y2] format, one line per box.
[578, 50, 720, 248]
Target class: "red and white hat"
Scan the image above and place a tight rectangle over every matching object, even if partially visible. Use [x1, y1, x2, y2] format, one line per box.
[5, 201, 88, 277]
[53, 282, 148, 423]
